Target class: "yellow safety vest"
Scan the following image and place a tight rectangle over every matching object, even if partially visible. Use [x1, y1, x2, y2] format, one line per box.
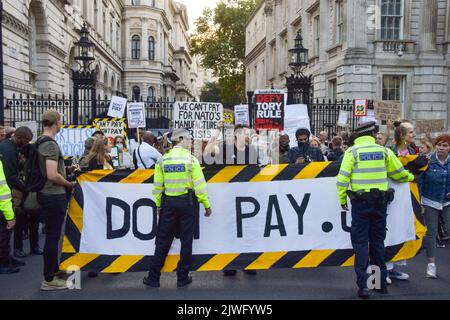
[0, 160, 14, 221]
[336, 136, 414, 205]
[152, 146, 211, 209]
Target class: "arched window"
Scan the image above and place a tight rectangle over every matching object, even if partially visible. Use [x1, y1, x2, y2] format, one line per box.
[132, 35, 140, 59]
[147, 87, 154, 100]
[148, 36, 155, 60]
[132, 86, 141, 101]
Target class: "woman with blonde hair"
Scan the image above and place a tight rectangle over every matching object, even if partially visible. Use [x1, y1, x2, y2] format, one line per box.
[87, 137, 114, 170]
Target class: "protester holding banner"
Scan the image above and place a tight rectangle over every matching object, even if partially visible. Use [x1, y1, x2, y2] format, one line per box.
[144, 128, 212, 288]
[288, 128, 325, 164]
[336, 121, 416, 298]
[78, 138, 95, 171]
[87, 138, 114, 170]
[36, 110, 74, 291]
[327, 136, 344, 162]
[418, 134, 450, 279]
[113, 136, 134, 169]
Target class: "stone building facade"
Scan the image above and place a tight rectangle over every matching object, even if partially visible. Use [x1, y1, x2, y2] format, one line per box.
[244, 0, 450, 130]
[2, 0, 197, 101]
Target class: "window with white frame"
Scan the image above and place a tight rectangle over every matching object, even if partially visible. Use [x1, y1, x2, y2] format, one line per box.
[148, 87, 154, 100]
[131, 0, 140, 5]
[335, 0, 344, 44]
[314, 15, 320, 56]
[381, 0, 403, 40]
[382, 75, 404, 101]
[148, 37, 155, 60]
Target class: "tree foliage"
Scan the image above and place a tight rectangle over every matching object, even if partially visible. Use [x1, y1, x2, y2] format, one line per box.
[200, 82, 222, 103]
[191, 0, 263, 105]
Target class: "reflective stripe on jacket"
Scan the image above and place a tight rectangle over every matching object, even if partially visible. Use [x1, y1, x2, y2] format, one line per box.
[0, 160, 14, 220]
[336, 136, 414, 205]
[153, 146, 210, 209]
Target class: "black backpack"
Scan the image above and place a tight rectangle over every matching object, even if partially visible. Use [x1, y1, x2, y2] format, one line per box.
[23, 135, 55, 193]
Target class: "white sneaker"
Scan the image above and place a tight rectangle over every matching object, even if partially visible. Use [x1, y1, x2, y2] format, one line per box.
[426, 263, 437, 279]
[386, 276, 392, 285]
[40, 278, 69, 291]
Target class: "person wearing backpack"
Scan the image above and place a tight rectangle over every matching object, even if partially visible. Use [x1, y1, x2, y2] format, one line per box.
[32, 110, 75, 291]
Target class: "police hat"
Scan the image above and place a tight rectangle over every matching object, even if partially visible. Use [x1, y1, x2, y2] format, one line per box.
[354, 121, 377, 135]
[170, 128, 191, 141]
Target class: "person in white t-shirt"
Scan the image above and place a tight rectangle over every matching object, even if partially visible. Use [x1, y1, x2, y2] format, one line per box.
[133, 132, 162, 169]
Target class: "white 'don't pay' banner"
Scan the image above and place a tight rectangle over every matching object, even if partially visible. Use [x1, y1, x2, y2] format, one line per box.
[79, 178, 415, 256]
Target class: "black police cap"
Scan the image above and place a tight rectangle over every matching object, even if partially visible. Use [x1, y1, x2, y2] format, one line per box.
[354, 121, 377, 135]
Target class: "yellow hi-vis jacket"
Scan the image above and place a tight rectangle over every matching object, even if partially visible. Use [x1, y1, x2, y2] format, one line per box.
[336, 136, 414, 205]
[152, 146, 211, 209]
[0, 160, 14, 221]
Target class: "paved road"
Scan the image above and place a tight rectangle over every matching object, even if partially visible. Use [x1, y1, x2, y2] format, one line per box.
[1, 234, 450, 300]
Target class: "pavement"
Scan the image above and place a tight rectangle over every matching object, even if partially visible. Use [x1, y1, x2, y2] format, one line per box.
[1, 234, 450, 300]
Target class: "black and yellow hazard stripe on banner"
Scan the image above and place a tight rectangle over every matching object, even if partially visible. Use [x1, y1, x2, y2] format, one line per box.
[60, 125, 99, 161]
[60, 156, 427, 273]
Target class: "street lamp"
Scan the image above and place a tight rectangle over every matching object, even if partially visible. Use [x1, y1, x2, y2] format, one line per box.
[288, 32, 309, 76]
[286, 32, 313, 118]
[74, 23, 95, 71]
[72, 22, 97, 125]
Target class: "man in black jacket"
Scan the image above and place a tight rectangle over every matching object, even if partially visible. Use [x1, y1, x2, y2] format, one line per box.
[0, 126, 37, 258]
[288, 128, 325, 164]
[327, 136, 344, 162]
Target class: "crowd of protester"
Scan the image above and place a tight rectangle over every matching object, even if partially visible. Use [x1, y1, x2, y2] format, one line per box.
[0, 110, 449, 291]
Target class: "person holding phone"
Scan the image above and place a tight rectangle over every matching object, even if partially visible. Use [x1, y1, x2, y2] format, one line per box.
[419, 134, 450, 279]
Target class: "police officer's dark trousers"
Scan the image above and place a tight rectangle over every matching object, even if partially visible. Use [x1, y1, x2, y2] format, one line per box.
[0, 214, 12, 266]
[350, 197, 388, 290]
[148, 195, 196, 282]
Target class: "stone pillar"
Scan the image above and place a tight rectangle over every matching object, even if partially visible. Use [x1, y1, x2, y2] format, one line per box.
[125, 21, 131, 59]
[420, 0, 437, 52]
[346, 0, 367, 49]
[142, 19, 149, 60]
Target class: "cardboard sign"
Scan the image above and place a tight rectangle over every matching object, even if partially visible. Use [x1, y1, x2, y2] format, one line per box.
[234, 105, 249, 126]
[92, 118, 127, 146]
[55, 126, 97, 157]
[15, 121, 38, 142]
[173, 102, 223, 139]
[284, 104, 310, 148]
[107, 96, 128, 118]
[254, 90, 286, 131]
[374, 101, 403, 123]
[353, 99, 368, 117]
[415, 119, 445, 134]
[127, 103, 146, 128]
[337, 110, 349, 127]
[361, 109, 376, 123]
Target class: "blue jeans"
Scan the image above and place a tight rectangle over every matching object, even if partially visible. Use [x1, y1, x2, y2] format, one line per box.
[351, 198, 388, 289]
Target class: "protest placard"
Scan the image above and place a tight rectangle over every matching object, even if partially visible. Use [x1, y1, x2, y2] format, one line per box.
[337, 110, 349, 127]
[254, 89, 286, 130]
[107, 96, 128, 118]
[353, 99, 368, 117]
[173, 102, 223, 139]
[127, 102, 146, 128]
[374, 101, 403, 123]
[92, 118, 127, 146]
[55, 125, 97, 157]
[415, 119, 445, 134]
[284, 104, 310, 148]
[234, 104, 249, 126]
